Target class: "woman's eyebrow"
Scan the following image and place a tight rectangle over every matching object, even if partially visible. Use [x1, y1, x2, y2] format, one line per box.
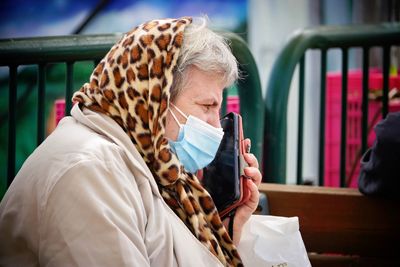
[197, 96, 219, 105]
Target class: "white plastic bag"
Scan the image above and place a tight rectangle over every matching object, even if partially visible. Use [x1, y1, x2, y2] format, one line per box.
[237, 215, 311, 267]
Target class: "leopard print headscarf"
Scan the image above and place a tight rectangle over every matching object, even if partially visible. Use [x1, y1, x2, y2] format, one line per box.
[72, 17, 243, 266]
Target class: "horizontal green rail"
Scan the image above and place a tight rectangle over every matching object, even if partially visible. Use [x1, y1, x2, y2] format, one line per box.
[0, 34, 122, 66]
[0, 32, 263, 192]
[264, 23, 400, 185]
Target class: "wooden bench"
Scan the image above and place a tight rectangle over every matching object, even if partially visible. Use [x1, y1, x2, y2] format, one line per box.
[259, 183, 400, 266]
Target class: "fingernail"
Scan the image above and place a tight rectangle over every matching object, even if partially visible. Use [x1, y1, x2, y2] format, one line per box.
[246, 143, 251, 153]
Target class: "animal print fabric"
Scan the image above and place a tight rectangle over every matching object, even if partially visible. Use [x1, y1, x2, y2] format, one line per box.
[72, 17, 243, 266]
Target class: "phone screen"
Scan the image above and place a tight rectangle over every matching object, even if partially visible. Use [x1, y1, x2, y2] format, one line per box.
[202, 112, 241, 212]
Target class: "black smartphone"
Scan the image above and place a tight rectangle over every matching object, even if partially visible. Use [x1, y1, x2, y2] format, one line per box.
[202, 112, 241, 214]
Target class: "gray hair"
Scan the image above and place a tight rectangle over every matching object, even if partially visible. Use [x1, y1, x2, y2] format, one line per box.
[170, 17, 239, 100]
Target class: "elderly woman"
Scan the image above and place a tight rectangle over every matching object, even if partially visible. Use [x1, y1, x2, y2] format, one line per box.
[0, 17, 261, 266]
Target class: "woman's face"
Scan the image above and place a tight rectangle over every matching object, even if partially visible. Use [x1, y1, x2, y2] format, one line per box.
[164, 66, 226, 141]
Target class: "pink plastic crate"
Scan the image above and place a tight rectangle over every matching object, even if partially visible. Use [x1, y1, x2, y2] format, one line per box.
[55, 99, 66, 125]
[325, 70, 400, 188]
[227, 95, 240, 114]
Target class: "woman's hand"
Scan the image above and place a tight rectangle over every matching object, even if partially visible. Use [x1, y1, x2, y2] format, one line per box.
[223, 138, 262, 246]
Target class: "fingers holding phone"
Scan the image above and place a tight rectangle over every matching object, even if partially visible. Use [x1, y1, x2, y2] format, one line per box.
[233, 138, 262, 231]
[243, 177, 260, 210]
[243, 138, 261, 187]
[237, 137, 262, 219]
[242, 141, 261, 210]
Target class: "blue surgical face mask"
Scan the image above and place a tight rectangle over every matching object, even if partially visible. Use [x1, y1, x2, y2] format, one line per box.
[168, 104, 224, 173]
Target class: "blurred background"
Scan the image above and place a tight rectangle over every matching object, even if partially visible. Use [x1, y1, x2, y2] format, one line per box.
[0, 0, 399, 194]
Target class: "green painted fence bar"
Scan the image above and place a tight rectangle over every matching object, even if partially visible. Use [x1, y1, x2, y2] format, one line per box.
[297, 55, 305, 184]
[7, 66, 17, 187]
[340, 48, 348, 188]
[221, 90, 228, 116]
[382, 46, 390, 118]
[361, 48, 370, 155]
[65, 62, 74, 115]
[264, 23, 400, 184]
[318, 49, 327, 186]
[37, 64, 46, 145]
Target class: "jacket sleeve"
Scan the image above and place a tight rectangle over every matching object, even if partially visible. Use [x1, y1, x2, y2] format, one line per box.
[40, 157, 150, 267]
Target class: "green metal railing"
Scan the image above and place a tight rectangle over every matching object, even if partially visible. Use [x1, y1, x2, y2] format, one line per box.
[0, 32, 263, 192]
[263, 23, 400, 185]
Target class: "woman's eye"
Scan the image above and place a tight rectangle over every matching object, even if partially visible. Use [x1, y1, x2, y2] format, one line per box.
[203, 105, 211, 111]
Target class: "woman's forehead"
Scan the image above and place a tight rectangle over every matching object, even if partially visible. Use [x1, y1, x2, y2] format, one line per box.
[179, 69, 225, 102]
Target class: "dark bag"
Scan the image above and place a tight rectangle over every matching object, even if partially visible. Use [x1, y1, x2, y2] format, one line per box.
[358, 111, 400, 199]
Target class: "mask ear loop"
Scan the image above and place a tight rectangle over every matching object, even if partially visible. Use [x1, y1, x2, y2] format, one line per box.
[170, 103, 188, 121]
[168, 106, 183, 128]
